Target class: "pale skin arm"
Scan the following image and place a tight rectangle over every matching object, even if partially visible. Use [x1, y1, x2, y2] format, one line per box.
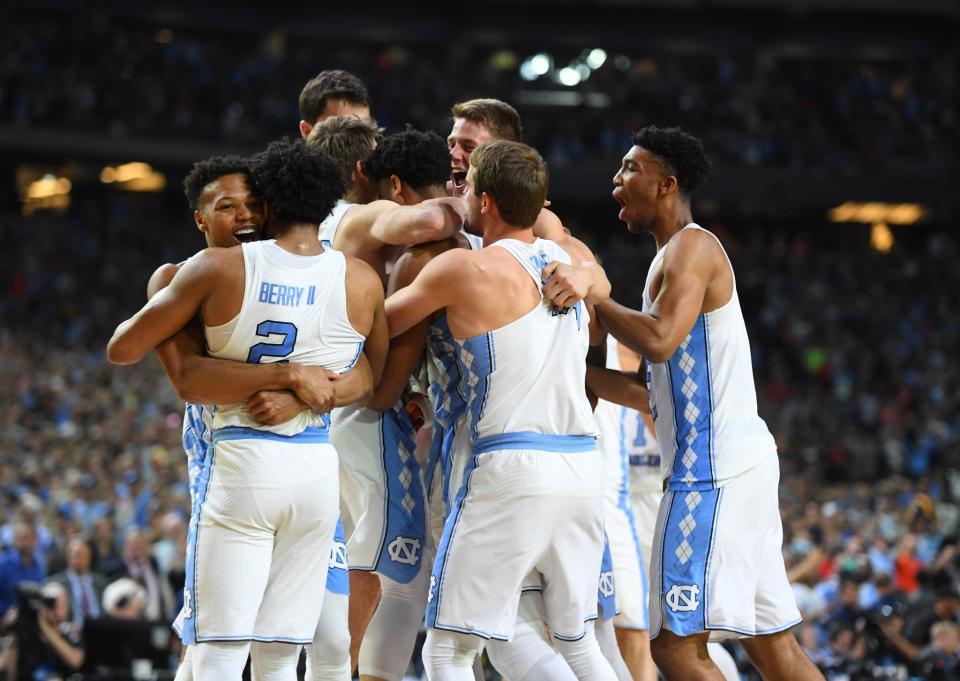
[597, 229, 715, 363]
[344, 255, 390, 390]
[384, 249, 466, 339]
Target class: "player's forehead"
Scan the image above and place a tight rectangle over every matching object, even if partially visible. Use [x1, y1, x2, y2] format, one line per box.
[448, 117, 494, 145]
[202, 173, 256, 204]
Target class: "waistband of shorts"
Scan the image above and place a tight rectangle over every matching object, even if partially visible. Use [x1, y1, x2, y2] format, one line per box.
[211, 425, 330, 444]
[628, 453, 660, 468]
[472, 432, 596, 455]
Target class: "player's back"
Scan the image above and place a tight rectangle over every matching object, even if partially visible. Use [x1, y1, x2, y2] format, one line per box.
[205, 240, 365, 436]
[455, 237, 596, 445]
[642, 224, 776, 490]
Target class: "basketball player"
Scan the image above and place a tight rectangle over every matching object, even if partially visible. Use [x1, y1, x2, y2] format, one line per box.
[299, 69, 372, 139]
[385, 140, 616, 681]
[546, 126, 823, 681]
[107, 139, 388, 679]
[149, 156, 363, 681]
[308, 117, 466, 681]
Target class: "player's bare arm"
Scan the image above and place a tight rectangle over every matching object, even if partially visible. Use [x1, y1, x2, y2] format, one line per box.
[586, 366, 651, 413]
[344, 254, 389, 388]
[383, 248, 470, 338]
[368, 197, 466, 246]
[596, 228, 721, 362]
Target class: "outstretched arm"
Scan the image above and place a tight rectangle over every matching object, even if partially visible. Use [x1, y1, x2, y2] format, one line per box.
[384, 249, 465, 338]
[586, 367, 651, 413]
[368, 197, 466, 246]
[597, 230, 714, 363]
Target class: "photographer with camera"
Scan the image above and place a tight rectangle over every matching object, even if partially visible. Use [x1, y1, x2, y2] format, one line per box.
[0, 581, 83, 680]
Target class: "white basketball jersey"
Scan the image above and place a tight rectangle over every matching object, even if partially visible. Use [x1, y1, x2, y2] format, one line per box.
[455, 238, 596, 442]
[594, 337, 662, 509]
[643, 224, 776, 490]
[204, 240, 365, 436]
[318, 199, 353, 246]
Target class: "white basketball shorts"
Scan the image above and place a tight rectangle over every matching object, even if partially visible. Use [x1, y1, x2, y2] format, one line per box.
[649, 454, 801, 640]
[604, 494, 649, 629]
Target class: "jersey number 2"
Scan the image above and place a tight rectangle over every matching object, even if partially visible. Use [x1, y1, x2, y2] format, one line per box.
[246, 321, 298, 364]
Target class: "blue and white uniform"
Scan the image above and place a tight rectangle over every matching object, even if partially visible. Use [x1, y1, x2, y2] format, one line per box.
[181, 240, 363, 645]
[424, 237, 605, 641]
[320, 200, 427, 584]
[594, 336, 649, 630]
[645, 224, 800, 641]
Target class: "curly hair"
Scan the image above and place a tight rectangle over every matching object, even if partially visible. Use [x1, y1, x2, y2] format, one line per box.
[632, 126, 711, 197]
[299, 69, 371, 124]
[182, 155, 252, 210]
[364, 129, 451, 191]
[249, 138, 345, 226]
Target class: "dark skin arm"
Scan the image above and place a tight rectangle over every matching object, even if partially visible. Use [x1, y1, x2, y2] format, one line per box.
[586, 366, 651, 413]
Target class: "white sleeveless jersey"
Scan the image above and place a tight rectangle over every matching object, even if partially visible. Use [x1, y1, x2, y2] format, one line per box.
[594, 337, 662, 509]
[181, 402, 213, 498]
[204, 240, 365, 436]
[643, 224, 776, 491]
[318, 199, 353, 247]
[455, 238, 596, 443]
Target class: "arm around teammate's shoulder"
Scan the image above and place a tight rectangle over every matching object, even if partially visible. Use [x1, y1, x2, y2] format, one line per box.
[344, 255, 388, 385]
[369, 197, 465, 246]
[384, 247, 472, 339]
[107, 248, 227, 365]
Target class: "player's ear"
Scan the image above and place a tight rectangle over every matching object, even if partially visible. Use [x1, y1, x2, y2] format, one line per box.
[390, 175, 403, 202]
[194, 210, 207, 234]
[480, 192, 492, 216]
[299, 120, 313, 140]
[354, 159, 369, 185]
[659, 174, 678, 198]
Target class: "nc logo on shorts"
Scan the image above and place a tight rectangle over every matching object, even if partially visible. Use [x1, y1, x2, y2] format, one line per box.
[598, 571, 616, 598]
[329, 541, 348, 571]
[183, 588, 193, 619]
[387, 536, 421, 566]
[665, 584, 700, 613]
[427, 575, 436, 604]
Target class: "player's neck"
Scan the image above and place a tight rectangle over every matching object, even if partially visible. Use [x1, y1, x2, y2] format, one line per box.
[273, 222, 325, 255]
[482, 221, 534, 248]
[651, 205, 695, 251]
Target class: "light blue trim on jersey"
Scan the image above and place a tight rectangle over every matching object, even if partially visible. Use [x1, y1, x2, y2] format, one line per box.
[666, 315, 716, 491]
[618, 410, 650, 630]
[706, 617, 804, 638]
[455, 332, 495, 441]
[346, 340, 364, 371]
[325, 518, 349, 595]
[598, 534, 618, 620]
[428, 314, 468, 430]
[181, 440, 218, 645]
[658, 486, 722, 638]
[194, 634, 315, 644]
[472, 432, 597, 455]
[211, 425, 330, 444]
[426, 453, 486, 634]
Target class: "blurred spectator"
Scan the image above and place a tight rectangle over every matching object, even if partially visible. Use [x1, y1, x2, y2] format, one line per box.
[0, 581, 83, 681]
[918, 620, 960, 680]
[89, 516, 122, 576]
[0, 522, 46, 614]
[46, 538, 107, 628]
[113, 528, 174, 622]
[101, 577, 147, 621]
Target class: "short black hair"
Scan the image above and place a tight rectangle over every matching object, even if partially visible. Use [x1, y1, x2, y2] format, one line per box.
[299, 70, 371, 124]
[632, 126, 711, 197]
[364, 129, 451, 191]
[250, 138, 345, 225]
[182, 155, 252, 210]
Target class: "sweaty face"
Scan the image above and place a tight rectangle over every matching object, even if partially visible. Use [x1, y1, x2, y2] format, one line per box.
[197, 173, 265, 248]
[447, 118, 494, 194]
[611, 146, 664, 234]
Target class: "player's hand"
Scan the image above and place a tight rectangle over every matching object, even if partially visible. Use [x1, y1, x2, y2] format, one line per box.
[288, 365, 337, 413]
[246, 390, 309, 425]
[541, 261, 611, 309]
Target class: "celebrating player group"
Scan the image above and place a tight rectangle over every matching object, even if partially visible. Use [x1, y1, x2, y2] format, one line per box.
[107, 70, 826, 681]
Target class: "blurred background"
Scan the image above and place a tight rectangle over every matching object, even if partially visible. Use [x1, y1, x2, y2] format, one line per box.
[1, 0, 958, 679]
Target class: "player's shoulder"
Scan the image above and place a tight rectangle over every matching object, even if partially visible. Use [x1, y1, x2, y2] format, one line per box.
[666, 225, 724, 264]
[148, 262, 182, 293]
[343, 199, 395, 227]
[344, 254, 384, 296]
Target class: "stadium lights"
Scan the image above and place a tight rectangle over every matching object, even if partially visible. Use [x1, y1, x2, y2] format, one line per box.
[586, 49, 607, 70]
[519, 53, 552, 81]
[21, 173, 71, 215]
[871, 222, 895, 253]
[558, 67, 582, 87]
[100, 162, 166, 192]
[827, 201, 925, 225]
